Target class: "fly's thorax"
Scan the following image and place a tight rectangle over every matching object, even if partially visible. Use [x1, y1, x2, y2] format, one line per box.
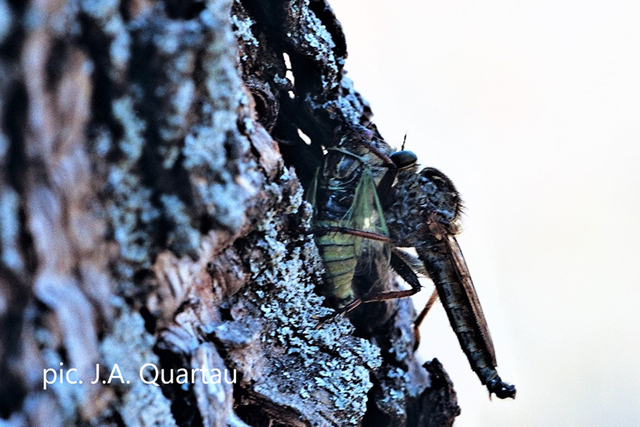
[386, 166, 462, 246]
[419, 167, 462, 224]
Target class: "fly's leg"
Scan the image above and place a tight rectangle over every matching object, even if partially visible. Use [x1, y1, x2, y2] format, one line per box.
[358, 248, 440, 349]
[313, 298, 362, 329]
[412, 289, 440, 351]
[386, 248, 440, 349]
[338, 132, 418, 202]
[415, 289, 440, 329]
[362, 248, 422, 302]
[314, 226, 391, 243]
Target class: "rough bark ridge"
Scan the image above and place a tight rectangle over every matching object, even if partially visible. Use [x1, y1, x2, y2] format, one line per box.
[0, 0, 460, 425]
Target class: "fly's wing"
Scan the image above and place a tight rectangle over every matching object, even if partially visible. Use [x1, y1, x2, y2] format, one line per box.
[445, 234, 497, 366]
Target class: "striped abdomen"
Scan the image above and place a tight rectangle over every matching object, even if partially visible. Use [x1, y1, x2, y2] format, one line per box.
[314, 231, 359, 310]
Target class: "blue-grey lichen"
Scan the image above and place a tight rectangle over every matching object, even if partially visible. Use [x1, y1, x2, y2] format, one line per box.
[174, 6, 261, 234]
[81, 0, 130, 79]
[386, 302, 416, 364]
[0, 185, 24, 274]
[105, 161, 159, 274]
[0, 0, 11, 43]
[160, 194, 202, 255]
[112, 97, 146, 164]
[272, 73, 292, 89]
[92, 104, 159, 275]
[182, 125, 259, 233]
[327, 75, 367, 123]
[231, 7, 259, 50]
[102, 302, 177, 427]
[142, 18, 202, 147]
[285, 0, 339, 90]
[239, 173, 382, 425]
[92, 0, 260, 276]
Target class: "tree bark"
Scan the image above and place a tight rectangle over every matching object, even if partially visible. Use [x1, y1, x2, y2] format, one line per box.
[0, 0, 460, 425]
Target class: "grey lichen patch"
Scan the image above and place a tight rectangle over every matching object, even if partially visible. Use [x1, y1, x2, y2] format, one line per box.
[101, 302, 178, 427]
[377, 297, 419, 369]
[165, 4, 263, 235]
[327, 75, 368, 124]
[105, 167, 159, 271]
[374, 365, 413, 420]
[285, 0, 339, 90]
[158, 75, 195, 146]
[182, 125, 259, 233]
[278, 167, 304, 216]
[200, 5, 246, 110]
[231, 9, 259, 51]
[93, 100, 160, 277]
[160, 194, 202, 256]
[80, 0, 130, 79]
[0, 185, 24, 274]
[0, 0, 11, 43]
[112, 97, 146, 164]
[137, 16, 202, 147]
[94, 0, 264, 272]
[233, 173, 382, 425]
[182, 126, 227, 172]
[272, 73, 291, 89]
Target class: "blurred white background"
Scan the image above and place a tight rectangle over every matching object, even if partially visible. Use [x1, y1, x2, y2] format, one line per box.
[329, 0, 640, 425]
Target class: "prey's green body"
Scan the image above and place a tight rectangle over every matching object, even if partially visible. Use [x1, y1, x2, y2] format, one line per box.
[308, 138, 390, 311]
[310, 164, 389, 310]
[307, 129, 417, 312]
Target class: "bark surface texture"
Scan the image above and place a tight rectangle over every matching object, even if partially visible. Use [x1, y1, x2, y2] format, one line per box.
[0, 0, 460, 425]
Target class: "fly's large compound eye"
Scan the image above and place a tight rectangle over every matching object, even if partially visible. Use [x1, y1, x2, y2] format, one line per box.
[390, 150, 418, 169]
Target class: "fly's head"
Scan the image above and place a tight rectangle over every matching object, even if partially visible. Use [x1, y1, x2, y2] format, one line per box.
[385, 166, 463, 247]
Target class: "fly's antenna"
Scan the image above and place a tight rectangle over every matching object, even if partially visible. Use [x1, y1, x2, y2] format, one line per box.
[401, 131, 409, 150]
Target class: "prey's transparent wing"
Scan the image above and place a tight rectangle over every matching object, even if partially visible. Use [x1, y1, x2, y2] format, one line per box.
[305, 167, 319, 215]
[341, 167, 391, 277]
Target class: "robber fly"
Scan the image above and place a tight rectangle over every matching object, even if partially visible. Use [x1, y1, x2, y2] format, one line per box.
[385, 165, 516, 399]
[307, 126, 515, 399]
[307, 126, 422, 313]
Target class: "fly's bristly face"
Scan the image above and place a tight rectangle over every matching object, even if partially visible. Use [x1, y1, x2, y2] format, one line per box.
[385, 167, 462, 248]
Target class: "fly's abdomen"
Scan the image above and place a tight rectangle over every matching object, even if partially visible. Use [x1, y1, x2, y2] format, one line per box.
[433, 275, 497, 381]
[418, 238, 516, 399]
[315, 232, 359, 310]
